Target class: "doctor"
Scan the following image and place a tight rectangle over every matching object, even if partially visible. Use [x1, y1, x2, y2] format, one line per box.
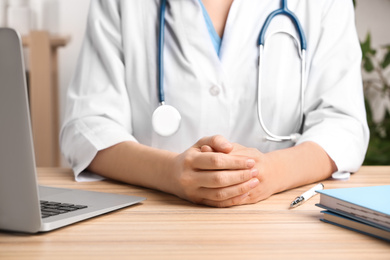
[61, 0, 369, 207]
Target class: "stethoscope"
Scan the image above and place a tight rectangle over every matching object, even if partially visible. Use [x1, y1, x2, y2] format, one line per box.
[152, 0, 307, 142]
[151, 0, 182, 137]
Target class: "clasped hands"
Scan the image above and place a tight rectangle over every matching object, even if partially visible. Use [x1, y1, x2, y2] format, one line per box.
[170, 135, 276, 207]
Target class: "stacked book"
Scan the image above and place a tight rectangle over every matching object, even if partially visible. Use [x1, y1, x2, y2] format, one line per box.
[316, 185, 390, 242]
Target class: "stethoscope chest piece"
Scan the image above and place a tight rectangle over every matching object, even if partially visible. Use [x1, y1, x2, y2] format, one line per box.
[152, 104, 181, 137]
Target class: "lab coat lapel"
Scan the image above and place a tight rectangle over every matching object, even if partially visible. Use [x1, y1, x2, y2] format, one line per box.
[176, 0, 224, 82]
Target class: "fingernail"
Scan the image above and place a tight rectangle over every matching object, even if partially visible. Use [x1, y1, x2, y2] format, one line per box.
[250, 178, 259, 188]
[251, 168, 259, 177]
[246, 159, 255, 168]
[221, 142, 232, 150]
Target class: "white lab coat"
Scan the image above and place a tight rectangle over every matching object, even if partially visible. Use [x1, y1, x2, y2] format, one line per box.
[60, 0, 369, 181]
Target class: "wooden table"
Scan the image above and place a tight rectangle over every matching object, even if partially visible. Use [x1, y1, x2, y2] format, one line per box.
[0, 166, 389, 259]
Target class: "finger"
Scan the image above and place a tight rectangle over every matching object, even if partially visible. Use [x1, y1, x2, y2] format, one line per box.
[192, 152, 255, 170]
[196, 135, 233, 153]
[199, 178, 260, 203]
[200, 145, 214, 153]
[195, 168, 259, 188]
[202, 194, 248, 208]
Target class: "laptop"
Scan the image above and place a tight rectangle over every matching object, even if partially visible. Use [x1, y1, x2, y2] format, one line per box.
[0, 28, 145, 233]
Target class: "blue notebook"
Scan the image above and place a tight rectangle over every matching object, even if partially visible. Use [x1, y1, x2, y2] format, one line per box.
[316, 185, 390, 231]
[321, 211, 390, 242]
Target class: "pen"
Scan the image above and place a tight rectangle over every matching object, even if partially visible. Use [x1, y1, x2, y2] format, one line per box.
[289, 183, 324, 208]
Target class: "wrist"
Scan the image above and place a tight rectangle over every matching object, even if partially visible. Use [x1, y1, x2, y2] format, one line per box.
[259, 151, 286, 195]
[155, 150, 179, 194]
[263, 142, 335, 194]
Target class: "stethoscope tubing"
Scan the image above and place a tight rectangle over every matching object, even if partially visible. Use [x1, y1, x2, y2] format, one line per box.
[258, 0, 306, 51]
[152, 0, 182, 137]
[256, 0, 307, 142]
[158, 0, 167, 105]
[257, 44, 306, 142]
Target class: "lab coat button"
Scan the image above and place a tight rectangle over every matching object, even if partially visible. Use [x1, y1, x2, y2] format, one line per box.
[209, 85, 221, 96]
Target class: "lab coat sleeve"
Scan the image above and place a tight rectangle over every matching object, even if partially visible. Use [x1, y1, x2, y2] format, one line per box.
[296, 0, 369, 173]
[60, 0, 137, 181]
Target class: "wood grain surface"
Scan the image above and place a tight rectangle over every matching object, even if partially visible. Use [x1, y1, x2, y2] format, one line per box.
[0, 166, 389, 259]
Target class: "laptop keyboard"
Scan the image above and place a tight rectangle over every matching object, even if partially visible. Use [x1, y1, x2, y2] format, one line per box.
[40, 200, 88, 219]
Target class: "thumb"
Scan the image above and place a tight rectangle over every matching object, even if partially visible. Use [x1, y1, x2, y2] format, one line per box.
[196, 135, 233, 154]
